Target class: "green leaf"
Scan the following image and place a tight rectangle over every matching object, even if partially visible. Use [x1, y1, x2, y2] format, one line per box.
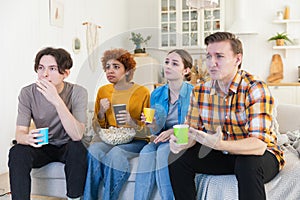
[268, 32, 293, 44]
[129, 32, 152, 46]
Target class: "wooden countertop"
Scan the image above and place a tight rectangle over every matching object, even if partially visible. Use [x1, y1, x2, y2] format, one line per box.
[267, 82, 300, 86]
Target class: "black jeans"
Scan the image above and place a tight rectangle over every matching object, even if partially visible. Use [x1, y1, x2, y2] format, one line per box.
[8, 141, 87, 200]
[168, 143, 279, 200]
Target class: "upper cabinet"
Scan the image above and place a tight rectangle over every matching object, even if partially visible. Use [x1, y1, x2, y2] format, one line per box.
[159, 0, 224, 49]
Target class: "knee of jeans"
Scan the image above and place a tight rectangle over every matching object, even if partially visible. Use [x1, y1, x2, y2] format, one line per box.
[106, 147, 126, 160]
[140, 143, 156, 154]
[157, 153, 170, 170]
[88, 143, 105, 159]
[157, 144, 170, 157]
[104, 147, 129, 169]
[235, 155, 263, 175]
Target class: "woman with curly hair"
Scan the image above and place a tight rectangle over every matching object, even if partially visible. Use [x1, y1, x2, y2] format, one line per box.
[83, 48, 150, 200]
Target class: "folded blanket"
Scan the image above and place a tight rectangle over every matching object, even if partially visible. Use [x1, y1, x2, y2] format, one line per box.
[279, 130, 300, 156]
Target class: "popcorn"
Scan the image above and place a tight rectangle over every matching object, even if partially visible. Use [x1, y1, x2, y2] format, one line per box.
[99, 126, 136, 145]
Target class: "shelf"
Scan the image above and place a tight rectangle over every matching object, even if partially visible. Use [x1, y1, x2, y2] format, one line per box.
[133, 53, 148, 57]
[271, 19, 300, 57]
[272, 19, 300, 34]
[268, 82, 300, 86]
[272, 45, 300, 57]
[272, 19, 300, 23]
[232, 32, 258, 35]
[273, 45, 300, 50]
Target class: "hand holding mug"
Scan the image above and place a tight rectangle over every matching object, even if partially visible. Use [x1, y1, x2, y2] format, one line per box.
[189, 126, 223, 150]
[169, 134, 196, 154]
[100, 98, 110, 111]
[27, 127, 49, 148]
[140, 112, 156, 129]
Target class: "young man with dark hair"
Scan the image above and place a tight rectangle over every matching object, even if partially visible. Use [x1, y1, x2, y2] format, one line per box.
[8, 47, 88, 200]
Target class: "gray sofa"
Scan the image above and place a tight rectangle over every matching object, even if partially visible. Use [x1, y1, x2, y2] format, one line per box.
[31, 104, 300, 199]
[31, 156, 161, 199]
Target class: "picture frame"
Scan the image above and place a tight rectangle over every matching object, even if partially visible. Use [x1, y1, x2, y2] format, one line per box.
[49, 0, 64, 27]
[72, 37, 81, 54]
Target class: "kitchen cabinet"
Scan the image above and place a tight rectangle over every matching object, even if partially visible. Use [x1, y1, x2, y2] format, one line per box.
[133, 54, 161, 93]
[159, 0, 224, 49]
[268, 83, 300, 105]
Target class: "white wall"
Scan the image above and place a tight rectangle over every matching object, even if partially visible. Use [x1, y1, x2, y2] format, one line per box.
[0, 0, 130, 174]
[0, 0, 41, 174]
[127, 0, 300, 82]
[224, 0, 300, 81]
[1, 0, 300, 174]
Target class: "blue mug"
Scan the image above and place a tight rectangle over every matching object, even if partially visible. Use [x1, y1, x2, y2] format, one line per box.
[37, 127, 49, 145]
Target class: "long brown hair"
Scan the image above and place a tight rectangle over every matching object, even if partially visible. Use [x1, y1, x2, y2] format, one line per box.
[168, 49, 193, 81]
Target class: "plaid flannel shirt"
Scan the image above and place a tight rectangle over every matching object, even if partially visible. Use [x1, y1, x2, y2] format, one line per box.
[186, 70, 285, 170]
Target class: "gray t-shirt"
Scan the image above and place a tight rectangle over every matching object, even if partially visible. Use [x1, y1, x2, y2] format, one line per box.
[165, 100, 179, 130]
[17, 82, 88, 146]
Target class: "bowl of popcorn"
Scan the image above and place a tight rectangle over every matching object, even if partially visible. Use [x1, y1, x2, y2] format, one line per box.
[99, 126, 136, 145]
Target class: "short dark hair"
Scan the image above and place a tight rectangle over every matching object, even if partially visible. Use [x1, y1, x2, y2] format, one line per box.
[34, 47, 73, 74]
[168, 49, 193, 81]
[205, 32, 243, 69]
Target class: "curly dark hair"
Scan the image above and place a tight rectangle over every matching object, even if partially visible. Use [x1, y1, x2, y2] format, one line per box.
[205, 32, 243, 69]
[101, 48, 136, 82]
[34, 47, 73, 74]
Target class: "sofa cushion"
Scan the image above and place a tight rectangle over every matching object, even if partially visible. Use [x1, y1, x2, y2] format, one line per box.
[277, 104, 300, 134]
[31, 158, 139, 182]
[31, 162, 65, 179]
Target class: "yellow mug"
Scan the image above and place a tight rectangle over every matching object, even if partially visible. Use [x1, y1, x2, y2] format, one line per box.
[143, 108, 155, 123]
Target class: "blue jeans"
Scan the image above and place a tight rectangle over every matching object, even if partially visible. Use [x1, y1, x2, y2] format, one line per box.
[134, 142, 174, 200]
[83, 140, 147, 200]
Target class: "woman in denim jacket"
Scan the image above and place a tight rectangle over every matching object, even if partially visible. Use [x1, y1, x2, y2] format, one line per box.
[134, 49, 194, 200]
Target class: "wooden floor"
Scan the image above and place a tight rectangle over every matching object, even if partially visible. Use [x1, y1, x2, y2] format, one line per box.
[0, 173, 65, 200]
[0, 173, 10, 197]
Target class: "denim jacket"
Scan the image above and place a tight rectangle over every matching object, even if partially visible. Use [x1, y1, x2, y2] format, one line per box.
[150, 81, 194, 135]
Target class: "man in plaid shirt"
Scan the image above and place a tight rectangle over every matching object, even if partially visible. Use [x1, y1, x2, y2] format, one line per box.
[168, 32, 284, 200]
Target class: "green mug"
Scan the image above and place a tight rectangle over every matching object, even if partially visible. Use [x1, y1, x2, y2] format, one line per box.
[173, 124, 189, 144]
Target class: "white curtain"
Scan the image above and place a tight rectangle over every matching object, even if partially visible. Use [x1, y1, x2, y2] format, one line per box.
[86, 23, 99, 72]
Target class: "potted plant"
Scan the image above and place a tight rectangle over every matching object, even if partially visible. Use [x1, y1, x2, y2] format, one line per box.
[268, 32, 293, 46]
[129, 32, 152, 54]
